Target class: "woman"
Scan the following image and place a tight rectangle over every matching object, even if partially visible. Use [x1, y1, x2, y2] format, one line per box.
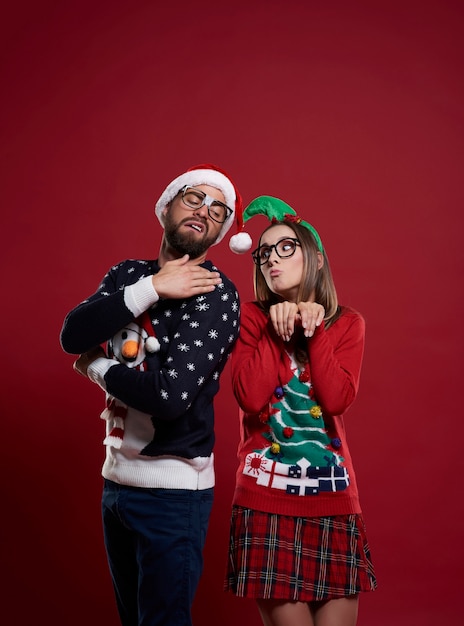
[225, 196, 377, 626]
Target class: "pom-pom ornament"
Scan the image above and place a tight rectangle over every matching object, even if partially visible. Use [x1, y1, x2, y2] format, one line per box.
[145, 336, 160, 353]
[310, 405, 323, 419]
[229, 231, 252, 254]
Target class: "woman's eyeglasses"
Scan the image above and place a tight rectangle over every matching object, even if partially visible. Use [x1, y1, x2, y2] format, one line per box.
[252, 237, 301, 265]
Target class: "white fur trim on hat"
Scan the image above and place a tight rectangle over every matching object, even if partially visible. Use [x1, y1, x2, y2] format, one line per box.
[154, 169, 236, 244]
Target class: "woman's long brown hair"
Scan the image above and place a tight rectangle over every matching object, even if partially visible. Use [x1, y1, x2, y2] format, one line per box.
[253, 220, 341, 332]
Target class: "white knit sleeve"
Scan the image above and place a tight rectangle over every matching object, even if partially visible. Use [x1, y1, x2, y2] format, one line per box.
[87, 357, 119, 391]
[124, 276, 159, 317]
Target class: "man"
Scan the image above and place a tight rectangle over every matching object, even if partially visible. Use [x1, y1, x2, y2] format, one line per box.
[60, 164, 244, 626]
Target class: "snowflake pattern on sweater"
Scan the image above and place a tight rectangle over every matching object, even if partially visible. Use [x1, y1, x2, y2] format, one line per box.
[61, 258, 240, 463]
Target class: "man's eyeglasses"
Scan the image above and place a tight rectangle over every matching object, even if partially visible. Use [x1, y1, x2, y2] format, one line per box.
[179, 186, 232, 224]
[252, 237, 301, 266]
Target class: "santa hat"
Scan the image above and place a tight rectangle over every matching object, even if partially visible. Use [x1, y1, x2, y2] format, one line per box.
[154, 163, 251, 252]
[230, 195, 324, 254]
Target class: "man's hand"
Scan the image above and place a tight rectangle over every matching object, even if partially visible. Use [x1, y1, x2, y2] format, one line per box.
[73, 345, 107, 378]
[152, 255, 222, 299]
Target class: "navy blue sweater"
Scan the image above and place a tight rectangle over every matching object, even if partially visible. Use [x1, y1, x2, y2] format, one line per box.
[61, 258, 240, 460]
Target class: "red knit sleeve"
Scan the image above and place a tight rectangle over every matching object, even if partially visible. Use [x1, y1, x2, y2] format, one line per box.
[231, 302, 290, 414]
[307, 308, 365, 416]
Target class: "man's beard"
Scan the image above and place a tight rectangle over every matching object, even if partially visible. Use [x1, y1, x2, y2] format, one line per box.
[163, 214, 220, 259]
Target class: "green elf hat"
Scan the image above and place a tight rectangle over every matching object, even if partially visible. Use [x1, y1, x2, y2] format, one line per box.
[229, 195, 324, 254]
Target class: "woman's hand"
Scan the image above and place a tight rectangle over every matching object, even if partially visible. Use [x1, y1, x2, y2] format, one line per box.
[269, 301, 325, 341]
[298, 301, 325, 337]
[269, 301, 299, 342]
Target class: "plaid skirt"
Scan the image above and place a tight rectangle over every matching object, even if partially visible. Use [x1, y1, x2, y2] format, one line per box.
[224, 506, 377, 602]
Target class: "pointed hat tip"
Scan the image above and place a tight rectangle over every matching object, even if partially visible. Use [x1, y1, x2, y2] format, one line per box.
[243, 196, 296, 223]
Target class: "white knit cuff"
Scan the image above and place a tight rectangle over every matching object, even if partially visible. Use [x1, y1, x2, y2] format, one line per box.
[124, 276, 159, 318]
[87, 357, 119, 391]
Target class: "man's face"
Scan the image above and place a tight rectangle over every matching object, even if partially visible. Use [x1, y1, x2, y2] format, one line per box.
[162, 184, 226, 258]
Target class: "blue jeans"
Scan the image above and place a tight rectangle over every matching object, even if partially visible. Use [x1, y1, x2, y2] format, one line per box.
[102, 479, 214, 626]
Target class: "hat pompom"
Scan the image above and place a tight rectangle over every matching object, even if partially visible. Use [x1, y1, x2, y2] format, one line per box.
[145, 336, 160, 353]
[229, 231, 252, 254]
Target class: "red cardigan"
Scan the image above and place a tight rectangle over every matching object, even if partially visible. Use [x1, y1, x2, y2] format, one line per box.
[231, 301, 366, 518]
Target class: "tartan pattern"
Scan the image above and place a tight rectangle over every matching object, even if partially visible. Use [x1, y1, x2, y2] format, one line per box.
[225, 506, 377, 601]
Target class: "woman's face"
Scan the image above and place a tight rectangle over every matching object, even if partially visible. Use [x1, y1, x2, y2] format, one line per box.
[258, 224, 303, 302]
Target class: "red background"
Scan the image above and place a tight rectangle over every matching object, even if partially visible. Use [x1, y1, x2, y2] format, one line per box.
[2, 1, 463, 624]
